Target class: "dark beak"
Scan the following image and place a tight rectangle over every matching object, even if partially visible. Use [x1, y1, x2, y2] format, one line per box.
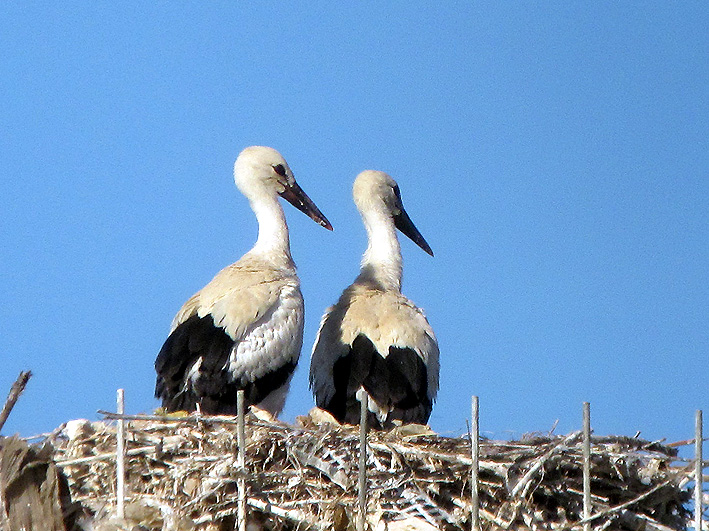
[393, 206, 433, 256]
[280, 181, 333, 231]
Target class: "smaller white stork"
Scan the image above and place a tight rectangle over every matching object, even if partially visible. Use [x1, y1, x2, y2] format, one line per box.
[310, 170, 439, 428]
[155, 146, 332, 416]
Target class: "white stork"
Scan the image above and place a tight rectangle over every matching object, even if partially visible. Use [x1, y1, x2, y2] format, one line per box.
[310, 170, 439, 428]
[155, 146, 332, 416]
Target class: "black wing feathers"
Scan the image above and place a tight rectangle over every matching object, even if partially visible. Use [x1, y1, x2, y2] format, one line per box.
[155, 314, 234, 412]
[383, 346, 429, 409]
[325, 333, 431, 428]
[154, 314, 295, 414]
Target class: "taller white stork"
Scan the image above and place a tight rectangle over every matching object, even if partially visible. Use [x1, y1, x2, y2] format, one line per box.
[310, 170, 439, 428]
[155, 146, 332, 416]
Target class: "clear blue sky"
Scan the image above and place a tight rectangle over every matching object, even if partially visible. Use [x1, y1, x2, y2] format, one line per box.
[2, 4, 707, 451]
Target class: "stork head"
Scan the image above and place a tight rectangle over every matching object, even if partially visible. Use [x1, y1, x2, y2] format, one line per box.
[234, 146, 332, 230]
[353, 170, 433, 256]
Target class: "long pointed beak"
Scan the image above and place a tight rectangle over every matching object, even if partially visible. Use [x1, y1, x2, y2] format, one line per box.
[280, 181, 333, 231]
[393, 207, 433, 256]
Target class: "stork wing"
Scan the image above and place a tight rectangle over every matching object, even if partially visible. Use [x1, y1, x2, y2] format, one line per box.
[156, 261, 301, 413]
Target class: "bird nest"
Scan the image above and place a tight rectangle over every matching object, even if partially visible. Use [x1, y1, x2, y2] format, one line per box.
[46, 410, 692, 531]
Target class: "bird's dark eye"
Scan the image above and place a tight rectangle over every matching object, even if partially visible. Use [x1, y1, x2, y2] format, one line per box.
[273, 164, 287, 177]
[393, 184, 402, 200]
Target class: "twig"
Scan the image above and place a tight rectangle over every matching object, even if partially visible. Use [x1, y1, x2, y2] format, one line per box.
[367, 441, 508, 475]
[549, 418, 560, 436]
[99, 410, 296, 434]
[0, 371, 32, 433]
[480, 508, 512, 528]
[99, 410, 242, 425]
[620, 511, 679, 531]
[667, 437, 709, 448]
[56, 445, 170, 466]
[503, 432, 582, 529]
[558, 473, 687, 531]
[247, 497, 327, 530]
[510, 431, 581, 498]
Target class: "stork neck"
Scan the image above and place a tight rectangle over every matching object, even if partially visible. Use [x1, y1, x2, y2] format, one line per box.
[249, 195, 294, 269]
[357, 212, 403, 292]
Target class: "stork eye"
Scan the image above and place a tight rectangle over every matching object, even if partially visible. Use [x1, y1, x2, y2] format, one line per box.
[273, 164, 287, 177]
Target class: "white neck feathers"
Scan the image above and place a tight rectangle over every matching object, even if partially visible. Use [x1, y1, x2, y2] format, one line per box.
[357, 209, 402, 292]
[249, 194, 294, 268]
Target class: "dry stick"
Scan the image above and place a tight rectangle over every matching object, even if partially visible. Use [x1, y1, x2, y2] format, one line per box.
[0, 370, 32, 433]
[582, 402, 592, 531]
[247, 498, 327, 531]
[99, 410, 288, 433]
[696, 410, 703, 531]
[625, 512, 678, 531]
[509, 431, 581, 498]
[480, 508, 513, 529]
[503, 431, 582, 529]
[667, 436, 709, 448]
[366, 441, 508, 476]
[237, 390, 247, 531]
[358, 394, 368, 531]
[57, 445, 163, 467]
[99, 410, 242, 424]
[471, 395, 480, 531]
[558, 474, 683, 531]
[116, 389, 126, 520]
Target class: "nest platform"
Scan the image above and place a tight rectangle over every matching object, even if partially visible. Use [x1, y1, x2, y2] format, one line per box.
[38, 410, 693, 531]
